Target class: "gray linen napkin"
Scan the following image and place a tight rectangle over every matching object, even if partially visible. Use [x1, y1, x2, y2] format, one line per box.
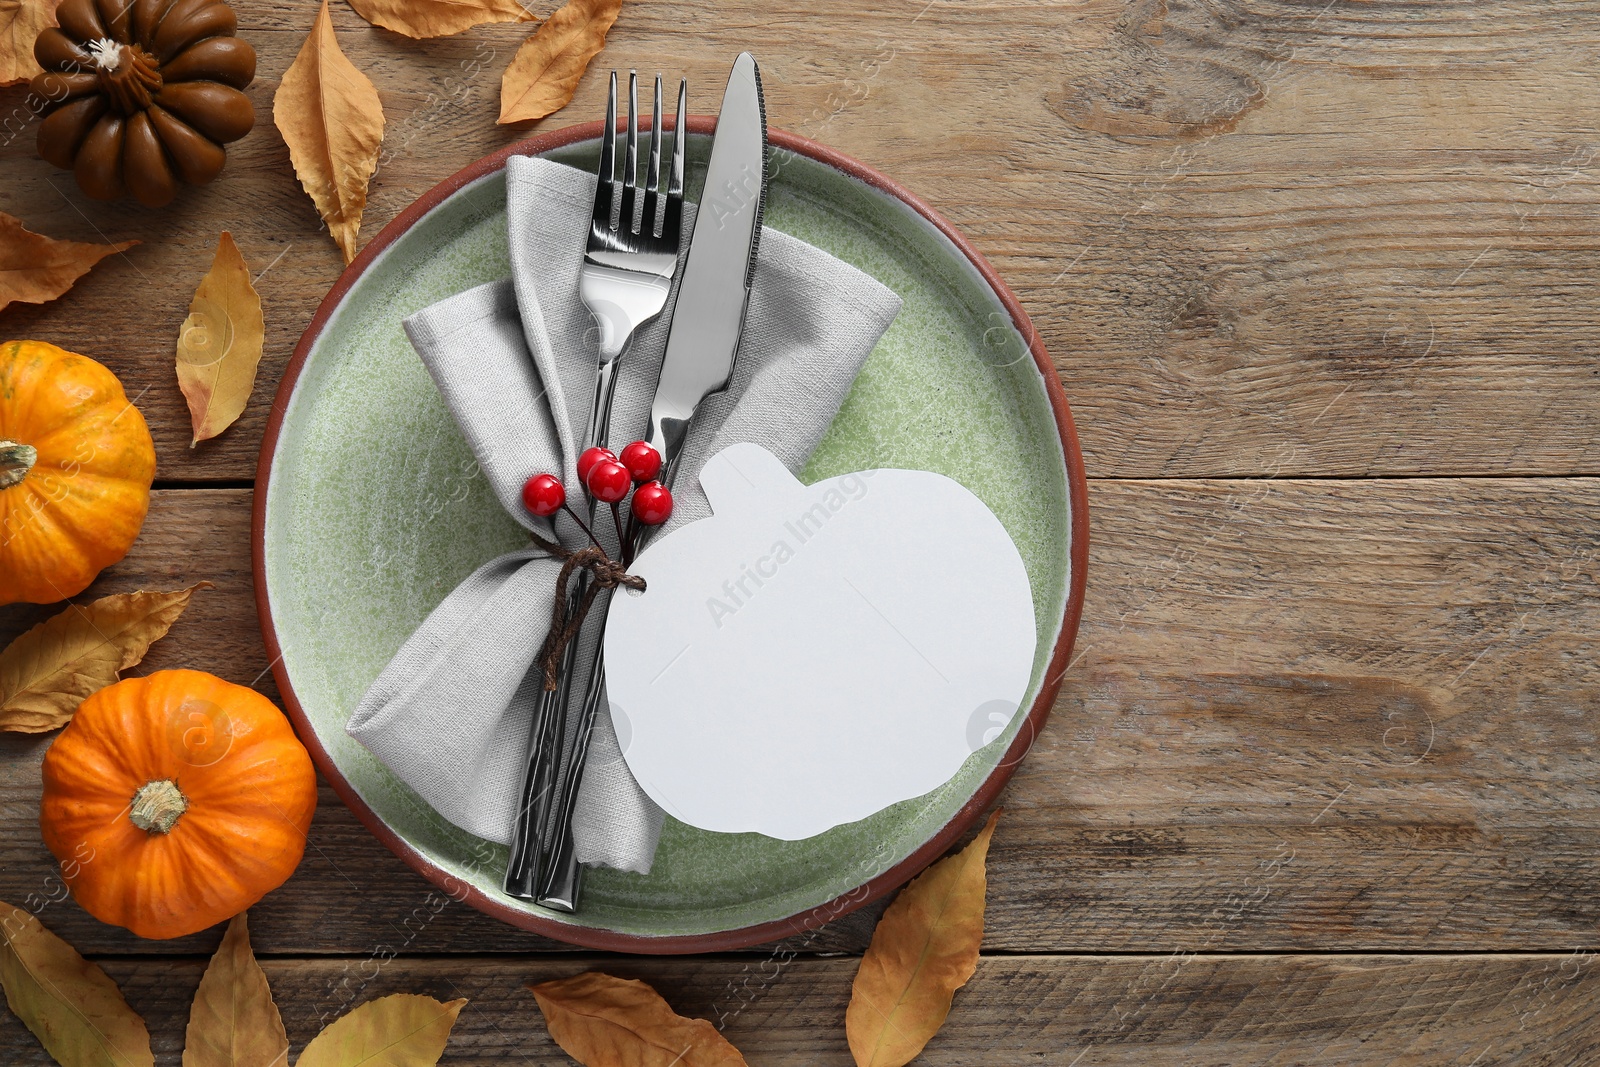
[347, 156, 902, 874]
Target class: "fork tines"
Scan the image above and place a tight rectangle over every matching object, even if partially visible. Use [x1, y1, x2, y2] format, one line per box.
[596, 70, 687, 243]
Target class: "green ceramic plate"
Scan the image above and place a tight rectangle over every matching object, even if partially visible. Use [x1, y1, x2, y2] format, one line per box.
[255, 121, 1088, 952]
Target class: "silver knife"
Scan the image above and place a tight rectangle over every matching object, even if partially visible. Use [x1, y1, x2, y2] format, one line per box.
[639, 52, 767, 480]
[536, 52, 769, 911]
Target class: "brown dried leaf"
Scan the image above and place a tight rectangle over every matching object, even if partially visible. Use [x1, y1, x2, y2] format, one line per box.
[0, 0, 59, 84]
[177, 232, 266, 446]
[296, 993, 466, 1067]
[497, 0, 619, 125]
[347, 0, 533, 39]
[845, 810, 999, 1067]
[0, 584, 210, 732]
[0, 212, 137, 313]
[182, 914, 288, 1067]
[529, 972, 747, 1067]
[0, 900, 155, 1067]
[274, 0, 385, 263]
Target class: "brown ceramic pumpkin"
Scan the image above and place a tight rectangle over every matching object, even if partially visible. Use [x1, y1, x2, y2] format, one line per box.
[30, 0, 256, 207]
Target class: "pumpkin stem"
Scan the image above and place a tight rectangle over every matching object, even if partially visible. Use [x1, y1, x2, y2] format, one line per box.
[129, 779, 188, 834]
[87, 38, 162, 114]
[0, 440, 36, 491]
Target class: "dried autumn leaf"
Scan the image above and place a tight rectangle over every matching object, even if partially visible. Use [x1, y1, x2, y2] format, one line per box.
[182, 913, 288, 1067]
[497, 0, 619, 125]
[0, 212, 137, 313]
[529, 972, 747, 1067]
[0, 584, 210, 732]
[296, 993, 466, 1067]
[347, 0, 532, 40]
[0, 0, 59, 84]
[0, 900, 155, 1067]
[845, 810, 999, 1067]
[274, 0, 385, 263]
[177, 232, 265, 447]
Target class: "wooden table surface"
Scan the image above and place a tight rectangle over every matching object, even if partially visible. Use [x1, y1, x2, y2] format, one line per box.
[4, 0, 1599, 1062]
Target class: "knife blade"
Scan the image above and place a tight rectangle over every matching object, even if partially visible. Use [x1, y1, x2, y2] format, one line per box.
[642, 50, 768, 477]
[534, 52, 769, 912]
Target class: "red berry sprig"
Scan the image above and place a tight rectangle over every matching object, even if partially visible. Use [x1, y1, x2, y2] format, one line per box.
[521, 441, 674, 564]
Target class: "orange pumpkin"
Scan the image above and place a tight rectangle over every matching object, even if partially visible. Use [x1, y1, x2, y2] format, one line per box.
[40, 670, 318, 940]
[0, 340, 156, 606]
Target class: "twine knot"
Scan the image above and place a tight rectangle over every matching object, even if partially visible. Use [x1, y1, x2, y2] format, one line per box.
[531, 531, 646, 691]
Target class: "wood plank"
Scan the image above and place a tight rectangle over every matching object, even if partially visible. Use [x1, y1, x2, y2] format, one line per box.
[2, 953, 1598, 1065]
[998, 474, 1600, 951]
[2, 478, 1596, 955]
[1, 0, 1596, 480]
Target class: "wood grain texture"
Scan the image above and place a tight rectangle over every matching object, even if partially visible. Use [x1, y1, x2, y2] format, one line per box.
[3, 0, 1598, 1056]
[0, 0, 1595, 479]
[2, 953, 1598, 1065]
[0, 479, 1594, 956]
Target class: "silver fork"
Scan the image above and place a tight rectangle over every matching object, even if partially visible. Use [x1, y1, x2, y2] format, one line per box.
[504, 69, 688, 901]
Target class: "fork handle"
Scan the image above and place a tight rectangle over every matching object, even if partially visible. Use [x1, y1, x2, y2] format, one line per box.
[585, 357, 624, 453]
[504, 355, 624, 900]
[535, 623, 611, 910]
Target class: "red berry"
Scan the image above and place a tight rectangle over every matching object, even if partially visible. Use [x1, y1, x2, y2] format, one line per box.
[521, 473, 566, 517]
[577, 446, 617, 485]
[631, 481, 674, 525]
[619, 440, 662, 482]
[586, 460, 632, 503]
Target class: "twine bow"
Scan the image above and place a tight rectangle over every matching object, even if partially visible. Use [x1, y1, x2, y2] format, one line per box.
[530, 530, 646, 691]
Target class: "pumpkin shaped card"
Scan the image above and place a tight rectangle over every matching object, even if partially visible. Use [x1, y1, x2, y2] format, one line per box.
[604, 442, 1036, 840]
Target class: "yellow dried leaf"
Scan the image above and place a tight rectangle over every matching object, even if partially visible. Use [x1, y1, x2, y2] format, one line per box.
[182, 914, 288, 1067]
[296, 993, 465, 1067]
[846, 810, 999, 1067]
[0, 584, 210, 732]
[529, 972, 747, 1067]
[347, 0, 532, 39]
[177, 232, 265, 447]
[0, 900, 154, 1067]
[0, 0, 59, 84]
[0, 212, 137, 313]
[497, 0, 619, 125]
[274, 0, 385, 263]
